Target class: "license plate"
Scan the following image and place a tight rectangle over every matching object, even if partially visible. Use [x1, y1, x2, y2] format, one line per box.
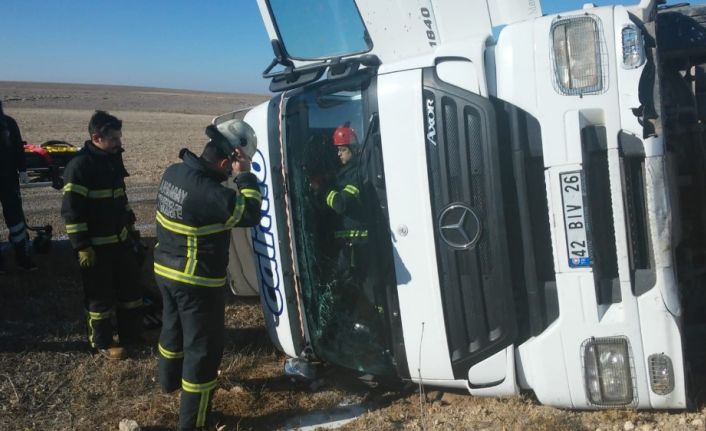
[560, 171, 591, 268]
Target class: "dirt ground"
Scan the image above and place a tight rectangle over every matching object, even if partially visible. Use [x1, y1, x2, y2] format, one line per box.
[1, 82, 706, 430]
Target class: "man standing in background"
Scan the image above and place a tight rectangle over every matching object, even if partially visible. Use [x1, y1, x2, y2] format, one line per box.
[61, 110, 144, 360]
[0, 100, 37, 274]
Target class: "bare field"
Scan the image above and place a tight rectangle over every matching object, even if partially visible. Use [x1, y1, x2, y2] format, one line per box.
[1, 82, 706, 430]
[13, 108, 216, 185]
[0, 81, 266, 115]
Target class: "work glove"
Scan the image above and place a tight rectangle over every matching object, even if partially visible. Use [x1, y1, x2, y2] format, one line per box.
[78, 247, 96, 268]
[19, 171, 29, 184]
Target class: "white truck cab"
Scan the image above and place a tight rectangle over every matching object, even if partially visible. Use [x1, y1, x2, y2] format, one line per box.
[237, 0, 706, 409]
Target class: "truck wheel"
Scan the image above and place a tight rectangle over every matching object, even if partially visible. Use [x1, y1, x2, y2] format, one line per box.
[657, 4, 706, 61]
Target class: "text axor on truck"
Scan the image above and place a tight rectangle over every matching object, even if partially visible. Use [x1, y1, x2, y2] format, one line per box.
[233, 0, 706, 408]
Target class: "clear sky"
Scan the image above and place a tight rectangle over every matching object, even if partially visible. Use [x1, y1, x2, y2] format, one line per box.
[1, 0, 703, 95]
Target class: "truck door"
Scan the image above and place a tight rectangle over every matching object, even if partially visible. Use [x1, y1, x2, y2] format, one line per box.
[244, 101, 307, 358]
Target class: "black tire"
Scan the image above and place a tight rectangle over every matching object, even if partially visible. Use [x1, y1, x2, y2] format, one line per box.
[658, 5, 706, 62]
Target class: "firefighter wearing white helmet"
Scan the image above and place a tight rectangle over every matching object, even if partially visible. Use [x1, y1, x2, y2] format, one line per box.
[214, 118, 257, 159]
[153, 118, 262, 430]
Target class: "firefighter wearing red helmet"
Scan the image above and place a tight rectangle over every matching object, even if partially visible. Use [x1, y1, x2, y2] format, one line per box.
[314, 123, 394, 371]
[325, 126, 378, 314]
[327, 125, 365, 236]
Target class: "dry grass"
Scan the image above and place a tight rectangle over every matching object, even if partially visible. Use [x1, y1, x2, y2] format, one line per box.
[0, 238, 364, 430]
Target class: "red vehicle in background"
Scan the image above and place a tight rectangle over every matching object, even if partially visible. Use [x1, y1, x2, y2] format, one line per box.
[22, 140, 78, 189]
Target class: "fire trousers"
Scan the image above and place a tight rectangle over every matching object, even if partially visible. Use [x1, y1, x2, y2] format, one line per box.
[81, 243, 143, 349]
[157, 278, 225, 431]
[0, 174, 28, 249]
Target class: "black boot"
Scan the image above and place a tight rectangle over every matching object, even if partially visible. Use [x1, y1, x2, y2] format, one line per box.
[14, 241, 37, 272]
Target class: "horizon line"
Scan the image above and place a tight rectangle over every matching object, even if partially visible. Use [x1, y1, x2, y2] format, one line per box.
[0, 79, 271, 97]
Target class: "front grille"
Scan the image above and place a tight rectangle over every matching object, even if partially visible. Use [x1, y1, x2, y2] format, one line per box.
[492, 98, 558, 340]
[619, 131, 655, 296]
[423, 69, 516, 378]
[465, 107, 492, 275]
[582, 126, 620, 304]
[623, 158, 649, 267]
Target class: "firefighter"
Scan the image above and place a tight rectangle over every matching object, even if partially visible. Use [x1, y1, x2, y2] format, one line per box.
[312, 125, 393, 373]
[324, 125, 370, 290]
[0, 101, 37, 274]
[61, 110, 143, 360]
[313, 126, 384, 334]
[154, 119, 261, 431]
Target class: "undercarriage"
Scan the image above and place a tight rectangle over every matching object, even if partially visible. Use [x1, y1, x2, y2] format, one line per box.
[657, 3, 706, 392]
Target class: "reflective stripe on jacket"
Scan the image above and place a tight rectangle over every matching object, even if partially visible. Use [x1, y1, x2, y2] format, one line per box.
[61, 141, 135, 250]
[153, 149, 262, 287]
[323, 155, 369, 243]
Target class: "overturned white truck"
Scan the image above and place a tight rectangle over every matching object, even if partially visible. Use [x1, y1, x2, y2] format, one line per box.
[232, 0, 706, 409]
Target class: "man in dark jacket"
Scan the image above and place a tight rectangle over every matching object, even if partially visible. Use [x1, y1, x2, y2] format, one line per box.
[324, 125, 370, 286]
[315, 125, 392, 371]
[0, 101, 36, 273]
[154, 119, 261, 431]
[61, 110, 143, 360]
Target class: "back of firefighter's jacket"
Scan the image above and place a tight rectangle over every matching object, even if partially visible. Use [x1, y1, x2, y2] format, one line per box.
[154, 149, 262, 288]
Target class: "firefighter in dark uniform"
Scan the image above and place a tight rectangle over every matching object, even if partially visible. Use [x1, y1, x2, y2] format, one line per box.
[0, 100, 37, 273]
[315, 125, 393, 373]
[154, 119, 261, 431]
[325, 126, 370, 291]
[61, 110, 143, 360]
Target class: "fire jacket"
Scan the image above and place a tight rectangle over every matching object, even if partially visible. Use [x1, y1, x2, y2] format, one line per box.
[61, 141, 136, 251]
[323, 155, 368, 243]
[0, 114, 26, 176]
[154, 149, 262, 287]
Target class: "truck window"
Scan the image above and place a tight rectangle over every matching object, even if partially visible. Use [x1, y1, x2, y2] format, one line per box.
[267, 0, 371, 60]
[284, 77, 396, 375]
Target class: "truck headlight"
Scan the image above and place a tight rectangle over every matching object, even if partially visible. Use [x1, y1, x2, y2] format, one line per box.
[621, 25, 645, 69]
[582, 337, 635, 406]
[648, 353, 674, 395]
[550, 15, 605, 95]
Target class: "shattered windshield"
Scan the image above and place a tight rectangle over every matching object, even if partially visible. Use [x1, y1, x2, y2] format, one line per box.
[267, 0, 371, 60]
[284, 74, 396, 376]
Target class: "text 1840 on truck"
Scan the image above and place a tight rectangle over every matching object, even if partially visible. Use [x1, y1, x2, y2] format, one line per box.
[235, 0, 706, 409]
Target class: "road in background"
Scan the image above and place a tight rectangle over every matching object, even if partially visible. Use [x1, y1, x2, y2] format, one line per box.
[0, 184, 158, 251]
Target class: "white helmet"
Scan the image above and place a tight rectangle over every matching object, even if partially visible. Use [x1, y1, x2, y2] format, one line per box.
[206, 119, 257, 159]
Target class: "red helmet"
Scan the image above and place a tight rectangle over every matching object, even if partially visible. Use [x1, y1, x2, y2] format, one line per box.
[332, 126, 358, 146]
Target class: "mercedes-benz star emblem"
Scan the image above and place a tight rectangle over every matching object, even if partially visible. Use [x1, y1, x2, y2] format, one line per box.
[438, 203, 481, 250]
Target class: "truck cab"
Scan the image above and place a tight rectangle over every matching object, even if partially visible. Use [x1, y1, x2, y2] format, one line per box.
[239, 0, 706, 409]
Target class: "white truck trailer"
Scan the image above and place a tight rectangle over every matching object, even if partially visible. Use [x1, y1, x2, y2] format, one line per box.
[235, 0, 706, 409]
